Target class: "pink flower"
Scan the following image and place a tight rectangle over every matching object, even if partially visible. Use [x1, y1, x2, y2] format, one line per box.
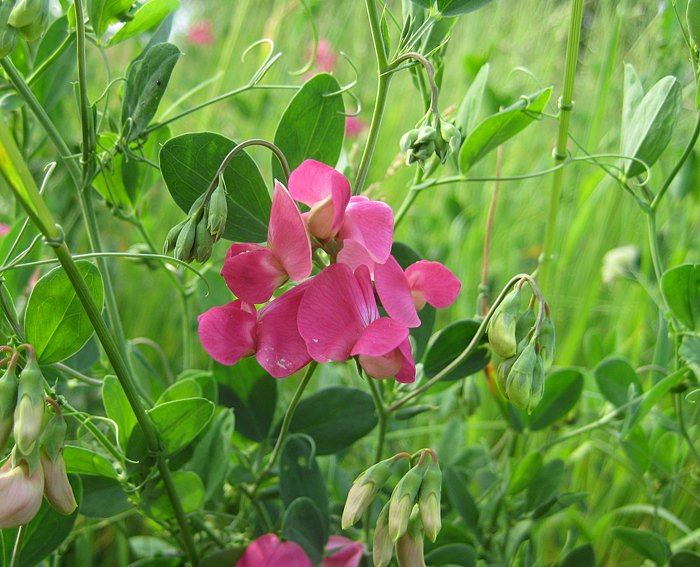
[187, 21, 214, 45]
[0, 459, 44, 528]
[288, 160, 393, 263]
[298, 264, 415, 383]
[222, 181, 312, 304]
[198, 282, 311, 378]
[236, 534, 313, 567]
[0, 223, 9, 237]
[345, 116, 366, 138]
[375, 256, 462, 327]
[322, 536, 364, 567]
[314, 38, 337, 73]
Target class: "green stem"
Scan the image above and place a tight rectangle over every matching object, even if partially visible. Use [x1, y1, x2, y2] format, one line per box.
[251, 361, 318, 493]
[0, 280, 21, 337]
[675, 394, 700, 466]
[537, 0, 585, 294]
[9, 525, 27, 567]
[394, 168, 424, 229]
[646, 212, 664, 287]
[367, 377, 388, 462]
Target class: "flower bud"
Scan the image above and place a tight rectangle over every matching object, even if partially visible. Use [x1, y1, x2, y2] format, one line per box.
[194, 213, 213, 263]
[341, 458, 394, 529]
[388, 460, 428, 542]
[0, 0, 17, 58]
[163, 219, 187, 255]
[8, 0, 45, 28]
[395, 508, 426, 567]
[538, 315, 555, 370]
[14, 357, 45, 455]
[373, 502, 394, 567]
[440, 119, 462, 154]
[496, 355, 518, 397]
[417, 460, 442, 542]
[0, 363, 18, 452]
[400, 129, 419, 153]
[488, 287, 523, 358]
[505, 339, 544, 414]
[173, 216, 198, 263]
[415, 125, 436, 144]
[0, 458, 44, 528]
[688, 0, 700, 52]
[40, 449, 77, 515]
[207, 181, 228, 243]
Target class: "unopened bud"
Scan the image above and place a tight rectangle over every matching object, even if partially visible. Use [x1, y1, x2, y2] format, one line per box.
[505, 339, 544, 414]
[0, 363, 18, 452]
[8, 0, 45, 28]
[496, 355, 518, 397]
[40, 449, 77, 515]
[208, 181, 228, 243]
[538, 315, 555, 370]
[0, 457, 44, 528]
[395, 507, 426, 567]
[515, 307, 536, 353]
[0, 0, 17, 57]
[418, 459, 442, 542]
[488, 287, 523, 358]
[163, 219, 187, 255]
[389, 460, 428, 541]
[415, 125, 436, 144]
[341, 458, 394, 529]
[10, 0, 48, 41]
[14, 357, 45, 455]
[173, 216, 198, 263]
[440, 120, 461, 154]
[400, 129, 419, 153]
[373, 502, 394, 567]
[688, 0, 700, 52]
[194, 213, 213, 263]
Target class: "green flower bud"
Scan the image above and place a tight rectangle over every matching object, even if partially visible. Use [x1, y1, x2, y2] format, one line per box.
[400, 129, 420, 153]
[440, 120, 462, 154]
[505, 338, 544, 414]
[373, 502, 394, 567]
[163, 219, 187, 255]
[688, 0, 700, 52]
[207, 181, 228, 243]
[395, 507, 426, 567]
[389, 460, 428, 542]
[0, 363, 18, 453]
[0, 0, 17, 58]
[11, 0, 48, 41]
[8, 0, 45, 28]
[341, 458, 394, 529]
[415, 125, 436, 144]
[417, 460, 442, 542]
[13, 357, 44, 455]
[515, 307, 536, 353]
[538, 315, 555, 370]
[40, 413, 66, 462]
[194, 213, 213, 263]
[496, 355, 518, 398]
[173, 216, 198, 263]
[488, 287, 523, 358]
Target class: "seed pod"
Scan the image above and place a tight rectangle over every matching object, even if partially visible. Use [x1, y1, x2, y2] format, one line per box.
[0, 363, 18, 453]
[208, 181, 228, 242]
[341, 458, 394, 529]
[13, 357, 45, 455]
[173, 216, 198, 263]
[194, 213, 213, 263]
[488, 286, 523, 359]
[163, 219, 187, 255]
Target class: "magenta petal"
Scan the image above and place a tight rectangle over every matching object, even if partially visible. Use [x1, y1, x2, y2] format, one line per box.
[405, 260, 462, 309]
[395, 338, 416, 384]
[269, 181, 312, 282]
[374, 256, 421, 328]
[298, 264, 374, 362]
[337, 239, 376, 276]
[288, 159, 351, 235]
[339, 197, 394, 263]
[198, 302, 257, 365]
[256, 283, 312, 378]
[322, 536, 364, 567]
[351, 317, 408, 358]
[235, 534, 313, 567]
[222, 247, 286, 304]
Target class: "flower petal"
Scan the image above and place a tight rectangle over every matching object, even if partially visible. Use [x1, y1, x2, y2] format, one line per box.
[339, 197, 394, 263]
[395, 338, 416, 384]
[405, 260, 461, 309]
[222, 246, 286, 304]
[256, 283, 312, 378]
[351, 318, 408, 358]
[337, 239, 376, 276]
[298, 264, 375, 362]
[198, 302, 257, 365]
[235, 534, 313, 567]
[374, 256, 421, 328]
[288, 159, 351, 235]
[268, 181, 313, 282]
[322, 536, 365, 567]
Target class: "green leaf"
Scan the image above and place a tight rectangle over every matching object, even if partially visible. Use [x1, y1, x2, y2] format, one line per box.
[670, 551, 700, 567]
[621, 64, 644, 148]
[121, 42, 180, 141]
[437, 0, 494, 16]
[142, 470, 204, 521]
[612, 527, 670, 566]
[272, 73, 345, 180]
[528, 368, 583, 431]
[108, 0, 180, 46]
[409, 0, 432, 8]
[621, 75, 682, 178]
[79, 476, 133, 518]
[680, 334, 700, 377]
[148, 397, 215, 455]
[525, 459, 564, 511]
[425, 544, 477, 567]
[102, 374, 137, 451]
[423, 319, 490, 382]
[87, 0, 132, 39]
[25, 261, 104, 364]
[64, 445, 118, 479]
[594, 357, 642, 407]
[160, 132, 271, 243]
[627, 367, 687, 430]
[559, 544, 595, 567]
[661, 264, 700, 330]
[456, 63, 490, 137]
[288, 387, 377, 455]
[279, 434, 329, 540]
[443, 466, 480, 534]
[156, 378, 202, 405]
[459, 88, 551, 173]
[281, 497, 327, 565]
[215, 359, 277, 441]
[508, 452, 543, 494]
[33, 17, 76, 112]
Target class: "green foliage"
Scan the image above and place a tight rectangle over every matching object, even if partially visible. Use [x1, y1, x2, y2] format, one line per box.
[612, 527, 670, 566]
[593, 356, 642, 407]
[148, 397, 215, 455]
[281, 497, 326, 565]
[528, 368, 583, 430]
[108, 0, 179, 46]
[661, 263, 700, 330]
[423, 320, 490, 381]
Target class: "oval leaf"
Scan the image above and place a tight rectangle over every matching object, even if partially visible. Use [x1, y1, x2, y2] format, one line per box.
[594, 357, 642, 407]
[102, 374, 137, 451]
[612, 527, 670, 566]
[423, 320, 490, 381]
[661, 264, 700, 331]
[671, 551, 700, 567]
[109, 0, 179, 46]
[148, 397, 215, 455]
[160, 132, 271, 242]
[288, 387, 377, 455]
[528, 368, 583, 431]
[142, 470, 204, 521]
[25, 261, 104, 364]
[281, 497, 326, 566]
[272, 73, 345, 180]
[459, 87, 551, 173]
[443, 466, 480, 534]
[64, 445, 118, 479]
[559, 544, 596, 567]
[88, 0, 133, 40]
[438, 0, 494, 16]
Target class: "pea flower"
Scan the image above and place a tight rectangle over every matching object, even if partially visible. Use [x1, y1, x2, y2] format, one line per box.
[222, 181, 312, 305]
[198, 283, 311, 378]
[322, 536, 364, 567]
[298, 264, 415, 383]
[0, 458, 44, 528]
[235, 534, 312, 567]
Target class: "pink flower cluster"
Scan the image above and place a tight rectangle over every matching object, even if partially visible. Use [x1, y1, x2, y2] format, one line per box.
[235, 533, 363, 567]
[198, 160, 461, 383]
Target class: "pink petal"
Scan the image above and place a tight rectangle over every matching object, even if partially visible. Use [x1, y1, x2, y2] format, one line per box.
[288, 160, 351, 237]
[198, 302, 257, 365]
[337, 239, 376, 276]
[298, 264, 376, 362]
[405, 260, 461, 309]
[395, 338, 416, 384]
[351, 318, 408, 358]
[256, 283, 312, 378]
[306, 196, 336, 240]
[322, 536, 365, 567]
[268, 181, 313, 282]
[338, 197, 394, 263]
[354, 265, 379, 326]
[236, 534, 313, 567]
[374, 256, 421, 328]
[222, 246, 286, 304]
[0, 223, 10, 237]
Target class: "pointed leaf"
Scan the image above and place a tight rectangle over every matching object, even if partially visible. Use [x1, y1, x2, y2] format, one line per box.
[443, 466, 480, 534]
[281, 498, 326, 566]
[621, 64, 644, 145]
[142, 470, 204, 521]
[87, 0, 133, 39]
[528, 368, 583, 431]
[109, 0, 180, 46]
[456, 63, 490, 137]
[612, 527, 670, 566]
[102, 375, 137, 451]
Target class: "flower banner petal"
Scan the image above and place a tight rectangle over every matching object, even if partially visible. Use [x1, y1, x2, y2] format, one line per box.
[222, 247, 286, 304]
[339, 197, 394, 263]
[236, 534, 313, 567]
[198, 302, 257, 365]
[405, 260, 461, 309]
